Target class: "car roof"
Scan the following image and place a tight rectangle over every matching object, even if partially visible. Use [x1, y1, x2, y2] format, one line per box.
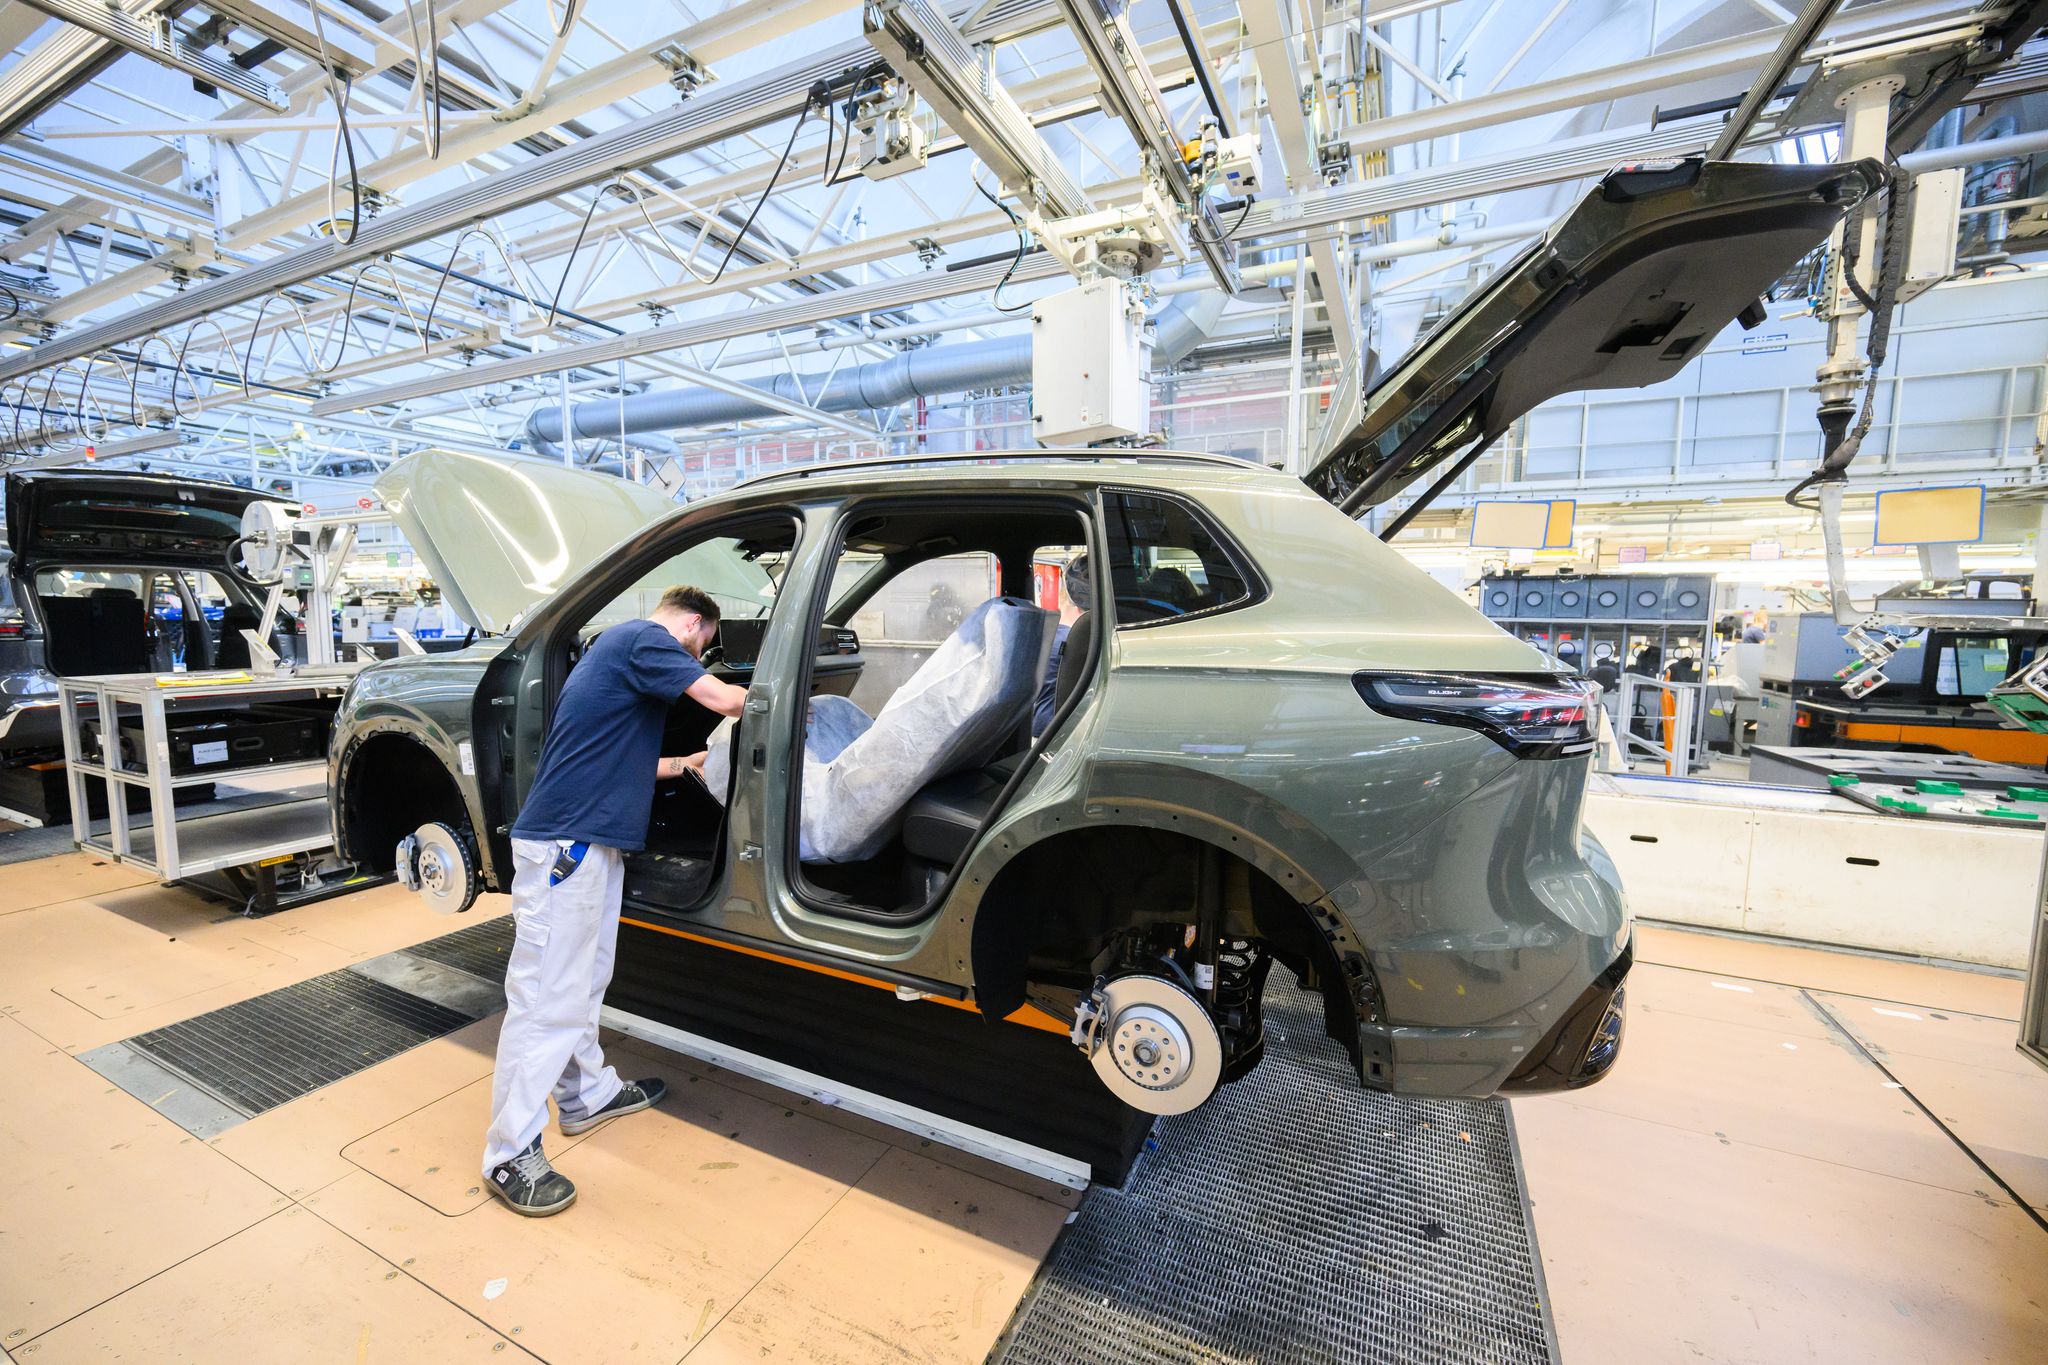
[725, 449, 1299, 499]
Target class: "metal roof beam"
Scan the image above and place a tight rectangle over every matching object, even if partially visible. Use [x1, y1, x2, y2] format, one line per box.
[0, 21, 877, 382]
[504, 16, 1221, 278]
[0, 1, 1056, 386]
[1242, 0, 1361, 369]
[9, 0, 289, 110]
[865, 0, 1092, 219]
[0, 0, 179, 139]
[214, 0, 859, 251]
[1322, 0, 1977, 154]
[0, 143, 215, 229]
[305, 252, 1071, 415]
[1241, 114, 1727, 241]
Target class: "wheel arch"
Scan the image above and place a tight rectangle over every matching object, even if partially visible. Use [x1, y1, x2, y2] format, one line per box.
[964, 816, 1373, 1079]
[333, 718, 495, 886]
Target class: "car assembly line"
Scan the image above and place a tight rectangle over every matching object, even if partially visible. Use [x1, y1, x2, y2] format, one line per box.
[3, 2, 2048, 1362]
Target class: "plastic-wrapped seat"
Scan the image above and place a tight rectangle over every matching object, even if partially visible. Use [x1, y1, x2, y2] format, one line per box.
[703, 596, 1055, 863]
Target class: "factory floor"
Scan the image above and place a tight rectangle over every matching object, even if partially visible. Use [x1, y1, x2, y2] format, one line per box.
[0, 851, 2042, 1363]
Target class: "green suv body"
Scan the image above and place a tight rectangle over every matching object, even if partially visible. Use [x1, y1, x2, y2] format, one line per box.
[331, 155, 1880, 1113]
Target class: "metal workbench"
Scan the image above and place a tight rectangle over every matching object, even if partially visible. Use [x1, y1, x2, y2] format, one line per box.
[55, 668, 370, 909]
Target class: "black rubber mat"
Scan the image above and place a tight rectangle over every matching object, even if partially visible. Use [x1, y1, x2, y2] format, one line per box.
[992, 974, 1557, 1365]
[401, 912, 517, 983]
[125, 971, 474, 1115]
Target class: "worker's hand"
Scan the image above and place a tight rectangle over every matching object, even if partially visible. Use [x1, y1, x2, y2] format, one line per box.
[657, 753, 706, 781]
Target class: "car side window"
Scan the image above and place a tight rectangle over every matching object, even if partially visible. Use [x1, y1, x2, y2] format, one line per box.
[582, 535, 784, 634]
[1101, 491, 1254, 627]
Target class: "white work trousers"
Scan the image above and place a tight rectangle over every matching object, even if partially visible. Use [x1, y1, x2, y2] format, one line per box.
[481, 837, 626, 1173]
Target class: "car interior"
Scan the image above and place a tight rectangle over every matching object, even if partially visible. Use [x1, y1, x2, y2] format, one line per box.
[593, 501, 1097, 921]
[784, 502, 1096, 921]
[30, 566, 245, 677]
[598, 494, 1249, 922]
[545, 517, 813, 911]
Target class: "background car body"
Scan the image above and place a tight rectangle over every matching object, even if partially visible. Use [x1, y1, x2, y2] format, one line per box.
[0, 472, 290, 755]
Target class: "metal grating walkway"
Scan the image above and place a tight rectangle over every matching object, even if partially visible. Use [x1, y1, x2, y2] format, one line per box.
[82, 913, 515, 1135]
[992, 974, 1557, 1365]
[125, 972, 473, 1114]
[401, 913, 517, 981]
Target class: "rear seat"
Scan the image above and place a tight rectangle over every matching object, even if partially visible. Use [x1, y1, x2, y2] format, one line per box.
[898, 610, 1096, 865]
[900, 755, 1018, 864]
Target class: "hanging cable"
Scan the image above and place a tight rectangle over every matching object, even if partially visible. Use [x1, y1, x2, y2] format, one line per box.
[402, 0, 443, 159]
[306, 1, 362, 244]
[1785, 163, 1912, 509]
[831, 92, 859, 186]
[1188, 197, 1253, 247]
[971, 165, 1031, 314]
[706, 97, 818, 285]
[820, 101, 836, 191]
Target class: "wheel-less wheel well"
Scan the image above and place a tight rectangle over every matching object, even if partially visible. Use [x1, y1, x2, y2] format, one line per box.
[339, 733, 470, 873]
[969, 826, 1365, 1078]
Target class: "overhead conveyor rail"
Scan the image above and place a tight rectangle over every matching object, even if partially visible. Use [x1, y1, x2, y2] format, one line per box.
[0, 0, 1063, 389]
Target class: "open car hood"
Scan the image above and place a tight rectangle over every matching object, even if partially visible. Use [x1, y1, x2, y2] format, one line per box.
[3, 470, 287, 569]
[1304, 157, 1883, 525]
[376, 451, 682, 635]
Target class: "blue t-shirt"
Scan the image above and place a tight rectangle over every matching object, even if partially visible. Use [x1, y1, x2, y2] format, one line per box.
[511, 619, 708, 851]
[1033, 622, 1071, 734]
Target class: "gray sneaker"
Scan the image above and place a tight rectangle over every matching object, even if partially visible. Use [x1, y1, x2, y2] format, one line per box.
[559, 1077, 668, 1136]
[486, 1137, 576, 1217]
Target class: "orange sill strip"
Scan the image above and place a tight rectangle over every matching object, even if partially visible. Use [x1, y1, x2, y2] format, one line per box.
[620, 916, 1072, 1036]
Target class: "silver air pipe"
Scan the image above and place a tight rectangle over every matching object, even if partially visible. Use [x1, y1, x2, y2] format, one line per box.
[525, 290, 1227, 451]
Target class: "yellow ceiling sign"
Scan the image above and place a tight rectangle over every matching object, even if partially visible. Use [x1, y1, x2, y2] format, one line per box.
[1873, 485, 1984, 545]
[1471, 500, 1576, 549]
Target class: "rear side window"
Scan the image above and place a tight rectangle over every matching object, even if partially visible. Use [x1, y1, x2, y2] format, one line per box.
[1102, 492, 1256, 627]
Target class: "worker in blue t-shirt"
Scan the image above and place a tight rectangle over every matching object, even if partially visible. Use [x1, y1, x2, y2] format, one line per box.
[482, 584, 748, 1216]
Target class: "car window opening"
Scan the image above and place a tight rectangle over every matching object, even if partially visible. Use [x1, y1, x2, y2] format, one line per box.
[775, 499, 1098, 924]
[32, 565, 260, 678]
[546, 514, 805, 916]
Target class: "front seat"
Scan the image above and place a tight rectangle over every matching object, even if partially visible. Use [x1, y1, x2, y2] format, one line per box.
[703, 596, 1055, 864]
[900, 609, 1096, 867]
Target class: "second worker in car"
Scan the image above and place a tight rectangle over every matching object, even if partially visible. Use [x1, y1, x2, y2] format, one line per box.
[481, 584, 749, 1216]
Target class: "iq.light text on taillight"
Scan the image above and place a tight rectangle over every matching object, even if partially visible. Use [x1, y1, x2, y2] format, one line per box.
[1352, 673, 1598, 758]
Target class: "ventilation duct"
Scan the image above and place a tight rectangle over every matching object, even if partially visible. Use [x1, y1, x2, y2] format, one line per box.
[524, 290, 1228, 454]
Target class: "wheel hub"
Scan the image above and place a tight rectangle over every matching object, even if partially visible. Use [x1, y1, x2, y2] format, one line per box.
[416, 846, 449, 895]
[1077, 975, 1224, 1116]
[1110, 1005, 1189, 1090]
[404, 821, 478, 915]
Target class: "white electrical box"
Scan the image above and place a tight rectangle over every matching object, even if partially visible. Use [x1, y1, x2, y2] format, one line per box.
[1030, 279, 1153, 446]
[1214, 133, 1260, 197]
[1903, 166, 1963, 302]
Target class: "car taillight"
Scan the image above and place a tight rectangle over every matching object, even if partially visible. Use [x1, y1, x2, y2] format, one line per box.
[0, 613, 22, 638]
[1353, 672, 1597, 759]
